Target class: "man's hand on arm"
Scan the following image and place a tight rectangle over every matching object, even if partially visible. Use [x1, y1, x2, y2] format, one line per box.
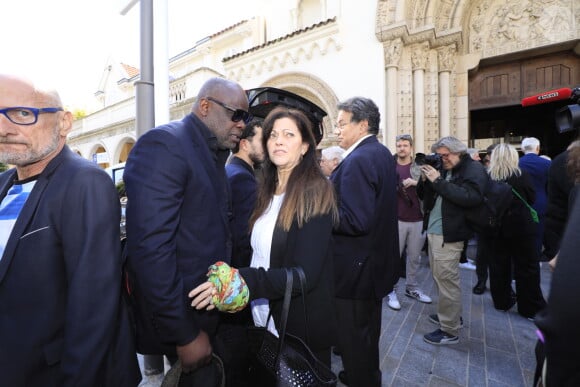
[176, 330, 212, 373]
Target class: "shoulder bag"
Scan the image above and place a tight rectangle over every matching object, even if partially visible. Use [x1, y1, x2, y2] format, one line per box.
[247, 267, 337, 387]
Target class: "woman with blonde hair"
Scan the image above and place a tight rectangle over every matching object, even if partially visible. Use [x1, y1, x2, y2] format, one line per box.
[488, 143, 546, 319]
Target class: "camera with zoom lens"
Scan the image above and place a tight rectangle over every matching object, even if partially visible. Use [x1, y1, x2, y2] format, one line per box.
[414, 153, 443, 171]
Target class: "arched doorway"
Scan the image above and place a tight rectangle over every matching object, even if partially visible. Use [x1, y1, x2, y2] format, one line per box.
[469, 50, 580, 158]
[91, 145, 109, 169]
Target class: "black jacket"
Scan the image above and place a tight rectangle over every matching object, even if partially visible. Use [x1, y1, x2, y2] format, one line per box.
[239, 213, 336, 351]
[417, 154, 487, 242]
[500, 171, 537, 237]
[534, 189, 580, 386]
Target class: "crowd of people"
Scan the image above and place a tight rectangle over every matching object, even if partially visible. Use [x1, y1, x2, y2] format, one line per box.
[1, 72, 578, 386]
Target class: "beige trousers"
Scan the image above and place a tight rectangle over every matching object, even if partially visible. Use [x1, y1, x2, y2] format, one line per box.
[427, 233, 463, 336]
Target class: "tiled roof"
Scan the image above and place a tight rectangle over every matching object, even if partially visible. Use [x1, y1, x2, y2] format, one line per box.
[223, 17, 337, 62]
[209, 19, 249, 38]
[120, 63, 140, 79]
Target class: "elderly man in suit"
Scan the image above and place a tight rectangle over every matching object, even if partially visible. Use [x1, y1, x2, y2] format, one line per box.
[124, 77, 251, 377]
[519, 137, 551, 258]
[330, 97, 399, 387]
[0, 74, 141, 386]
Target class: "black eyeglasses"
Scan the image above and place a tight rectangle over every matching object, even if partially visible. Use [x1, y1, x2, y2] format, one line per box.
[206, 97, 252, 125]
[0, 106, 63, 125]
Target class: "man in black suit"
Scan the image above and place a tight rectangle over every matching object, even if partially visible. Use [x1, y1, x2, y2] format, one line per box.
[0, 74, 140, 386]
[227, 118, 264, 268]
[223, 118, 264, 387]
[124, 77, 251, 375]
[330, 97, 399, 387]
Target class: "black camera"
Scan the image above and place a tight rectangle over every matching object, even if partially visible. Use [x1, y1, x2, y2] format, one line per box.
[555, 87, 580, 133]
[414, 153, 442, 171]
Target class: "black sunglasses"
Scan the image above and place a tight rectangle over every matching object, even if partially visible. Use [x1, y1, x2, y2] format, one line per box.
[206, 97, 252, 125]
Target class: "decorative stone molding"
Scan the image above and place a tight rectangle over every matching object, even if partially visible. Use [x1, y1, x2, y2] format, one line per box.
[469, 0, 577, 56]
[376, 0, 397, 29]
[411, 42, 430, 70]
[226, 36, 342, 81]
[384, 38, 403, 68]
[437, 44, 456, 72]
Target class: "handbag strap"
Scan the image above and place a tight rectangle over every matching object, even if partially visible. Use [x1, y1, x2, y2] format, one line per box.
[272, 268, 293, 367]
[269, 267, 312, 367]
[512, 188, 534, 211]
[294, 267, 311, 345]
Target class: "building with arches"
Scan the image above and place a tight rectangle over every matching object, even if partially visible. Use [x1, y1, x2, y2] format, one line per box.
[67, 0, 580, 167]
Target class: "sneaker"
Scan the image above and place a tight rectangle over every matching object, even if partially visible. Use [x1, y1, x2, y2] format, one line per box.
[459, 260, 476, 270]
[423, 328, 459, 345]
[405, 289, 432, 304]
[387, 291, 401, 310]
[428, 314, 464, 328]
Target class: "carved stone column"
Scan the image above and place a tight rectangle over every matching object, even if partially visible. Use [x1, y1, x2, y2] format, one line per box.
[384, 38, 402, 149]
[437, 44, 456, 138]
[412, 42, 430, 153]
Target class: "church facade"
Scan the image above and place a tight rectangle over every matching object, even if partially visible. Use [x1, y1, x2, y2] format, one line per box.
[68, 0, 580, 168]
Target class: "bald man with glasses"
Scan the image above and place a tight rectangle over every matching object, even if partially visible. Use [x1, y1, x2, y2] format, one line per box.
[0, 74, 141, 386]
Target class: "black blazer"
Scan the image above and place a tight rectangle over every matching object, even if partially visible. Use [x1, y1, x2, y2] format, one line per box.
[124, 114, 231, 354]
[330, 136, 400, 300]
[0, 147, 141, 387]
[226, 157, 257, 268]
[239, 213, 336, 351]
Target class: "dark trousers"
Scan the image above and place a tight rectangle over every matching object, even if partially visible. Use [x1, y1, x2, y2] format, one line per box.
[215, 311, 252, 387]
[489, 235, 546, 318]
[475, 234, 492, 284]
[335, 298, 382, 387]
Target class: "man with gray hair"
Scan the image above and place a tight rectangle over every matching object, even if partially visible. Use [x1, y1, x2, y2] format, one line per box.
[417, 136, 487, 345]
[319, 145, 344, 177]
[519, 137, 550, 259]
[331, 97, 399, 386]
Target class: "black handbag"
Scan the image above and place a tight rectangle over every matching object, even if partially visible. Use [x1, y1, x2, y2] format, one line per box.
[160, 354, 225, 387]
[247, 267, 337, 387]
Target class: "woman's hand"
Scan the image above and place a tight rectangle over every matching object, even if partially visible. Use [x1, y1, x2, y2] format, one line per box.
[189, 281, 216, 310]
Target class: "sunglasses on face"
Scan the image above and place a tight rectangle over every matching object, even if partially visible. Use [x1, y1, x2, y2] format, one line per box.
[206, 97, 252, 125]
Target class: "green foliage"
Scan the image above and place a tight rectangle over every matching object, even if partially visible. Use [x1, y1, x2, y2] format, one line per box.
[116, 180, 126, 198]
[0, 163, 8, 173]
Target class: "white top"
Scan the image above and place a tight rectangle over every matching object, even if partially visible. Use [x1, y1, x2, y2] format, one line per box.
[249, 193, 285, 336]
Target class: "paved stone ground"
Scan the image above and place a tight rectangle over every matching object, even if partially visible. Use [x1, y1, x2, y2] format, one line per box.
[138, 256, 552, 387]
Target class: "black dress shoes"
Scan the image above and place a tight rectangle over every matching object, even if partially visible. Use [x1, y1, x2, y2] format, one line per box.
[338, 370, 349, 386]
[473, 280, 486, 295]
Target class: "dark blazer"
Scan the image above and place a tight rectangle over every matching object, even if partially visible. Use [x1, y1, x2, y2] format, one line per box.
[544, 150, 574, 259]
[226, 157, 257, 268]
[518, 153, 550, 215]
[124, 113, 231, 354]
[0, 147, 141, 387]
[535, 192, 580, 386]
[330, 136, 400, 300]
[239, 213, 336, 351]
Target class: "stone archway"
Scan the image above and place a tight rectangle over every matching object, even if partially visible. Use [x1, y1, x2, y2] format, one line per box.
[89, 144, 109, 169]
[375, 0, 579, 151]
[259, 72, 340, 147]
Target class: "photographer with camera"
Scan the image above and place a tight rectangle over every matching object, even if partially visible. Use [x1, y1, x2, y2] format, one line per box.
[417, 136, 488, 345]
